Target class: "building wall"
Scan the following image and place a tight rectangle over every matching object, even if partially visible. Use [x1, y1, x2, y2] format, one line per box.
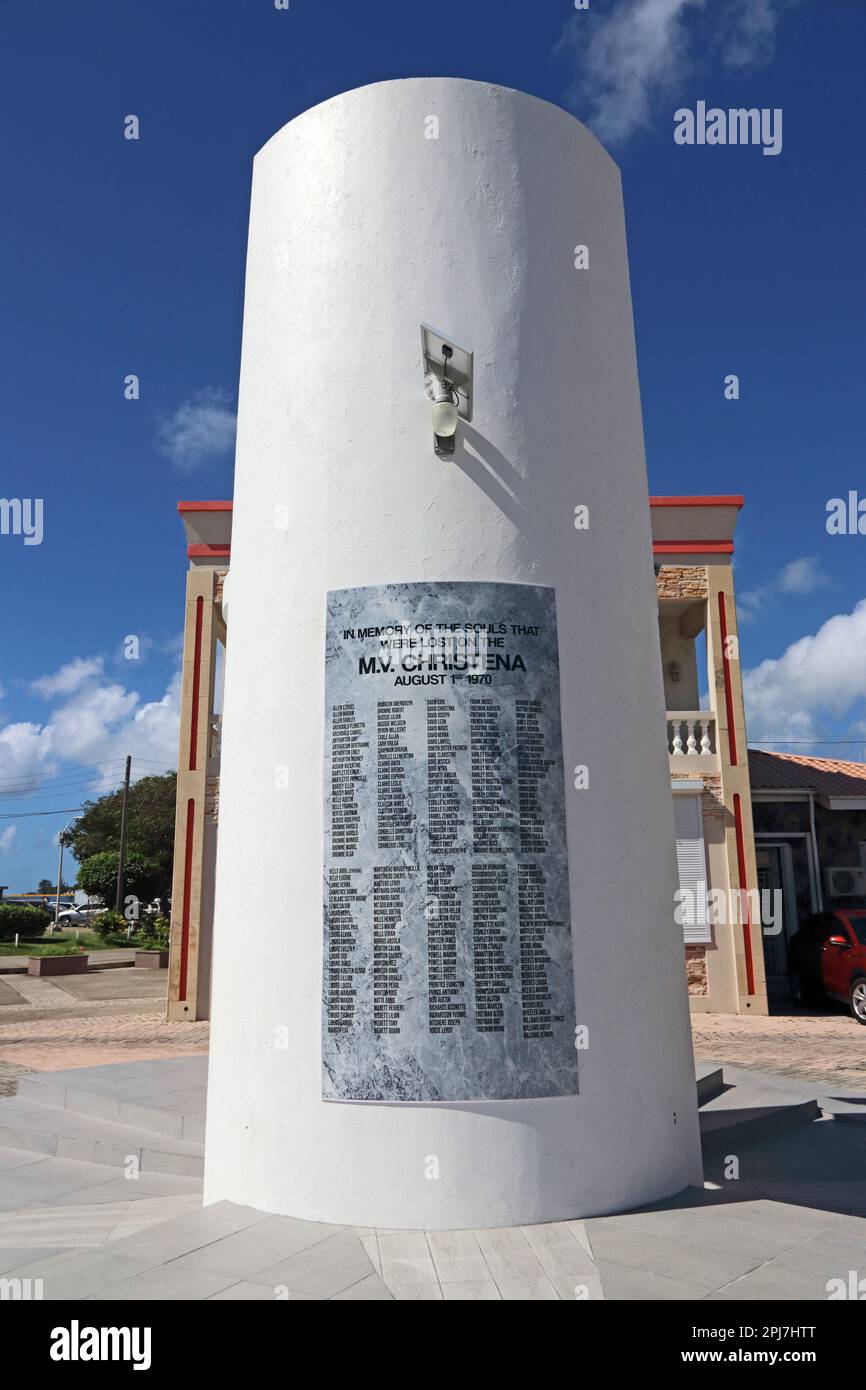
[658, 612, 701, 710]
[660, 559, 767, 1017]
[753, 798, 866, 934]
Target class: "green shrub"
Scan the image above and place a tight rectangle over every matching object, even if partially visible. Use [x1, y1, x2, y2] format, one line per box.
[151, 916, 170, 947]
[90, 910, 130, 942]
[0, 903, 51, 941]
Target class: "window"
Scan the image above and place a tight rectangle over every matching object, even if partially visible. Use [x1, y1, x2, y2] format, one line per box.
[673, 792, 711, 945]
[845, 914, 866, 947]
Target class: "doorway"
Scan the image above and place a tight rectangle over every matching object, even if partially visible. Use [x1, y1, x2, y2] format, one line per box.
[755, 841, 798, 979]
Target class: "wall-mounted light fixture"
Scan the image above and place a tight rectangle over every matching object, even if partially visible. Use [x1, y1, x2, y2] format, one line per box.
[421, 324, 473, 458]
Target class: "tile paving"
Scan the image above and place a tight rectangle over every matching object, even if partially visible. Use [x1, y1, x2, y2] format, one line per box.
[0, 977, 864, 1300]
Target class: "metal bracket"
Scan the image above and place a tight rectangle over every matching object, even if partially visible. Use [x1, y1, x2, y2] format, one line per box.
[421, 324, 473, 422]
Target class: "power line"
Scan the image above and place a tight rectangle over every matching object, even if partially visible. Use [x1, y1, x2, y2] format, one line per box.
[0, 785, 124, 805]
[750, 740, 866, 747]
[0, 807, 84, 819]
[0, 761, 175, 794]
[0, 759, 130, 789]
[0, 774, 127, 796]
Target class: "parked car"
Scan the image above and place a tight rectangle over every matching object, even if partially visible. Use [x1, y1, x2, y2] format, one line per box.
[789, 909, 866, 1023]
[56, 905, 103, 928]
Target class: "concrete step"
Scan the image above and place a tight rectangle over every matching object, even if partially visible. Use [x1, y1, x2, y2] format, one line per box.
[15, 1060, 206, 1145]
[700, 1097, 820, 1150]
[695, 1064, 726, 1107]
[822, 1097, 866, 1125]
[0, 1096, 204, 1176]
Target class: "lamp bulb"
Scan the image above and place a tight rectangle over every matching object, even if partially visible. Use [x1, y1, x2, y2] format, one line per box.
[431, 387, 459, 438]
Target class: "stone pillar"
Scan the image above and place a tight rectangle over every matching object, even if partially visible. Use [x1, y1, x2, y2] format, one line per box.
[706, 564, 768, 1015]
[167, 567, 223, 1022]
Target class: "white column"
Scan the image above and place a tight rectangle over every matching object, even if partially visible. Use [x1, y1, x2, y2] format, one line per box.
[205, 78, 702, 1228]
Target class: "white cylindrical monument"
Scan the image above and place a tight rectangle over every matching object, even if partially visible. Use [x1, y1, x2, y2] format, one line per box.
[204, 78, 703, 1229]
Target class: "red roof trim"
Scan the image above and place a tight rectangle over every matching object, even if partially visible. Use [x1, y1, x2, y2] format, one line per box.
[649, 496, 744, 508]
[178, 501, 233, 513]
[653, 541, 734, 555]
[188, 542, 231, 558]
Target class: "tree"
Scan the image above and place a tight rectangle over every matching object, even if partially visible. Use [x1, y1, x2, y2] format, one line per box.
[76, 850, 165, 912]
[66, 773, 176, 907]
[36, 878, 72, 894]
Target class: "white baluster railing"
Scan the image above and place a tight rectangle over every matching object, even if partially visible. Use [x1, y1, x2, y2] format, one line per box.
[667, 712, 716, 759]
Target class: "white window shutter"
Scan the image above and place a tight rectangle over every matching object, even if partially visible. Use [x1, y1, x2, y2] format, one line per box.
[673, 793, 711, 944]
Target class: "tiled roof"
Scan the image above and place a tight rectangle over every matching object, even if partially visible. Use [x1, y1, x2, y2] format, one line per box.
[749, 749, 866, 797]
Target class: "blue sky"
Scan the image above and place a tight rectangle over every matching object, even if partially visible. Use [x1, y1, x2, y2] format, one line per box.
[1, 0, 865, 889]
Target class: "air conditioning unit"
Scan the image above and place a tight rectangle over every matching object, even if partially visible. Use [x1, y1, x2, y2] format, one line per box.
[825, 866, 866, 898]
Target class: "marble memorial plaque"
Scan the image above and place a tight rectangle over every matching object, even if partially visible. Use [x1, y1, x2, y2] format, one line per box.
[322, 581, 577, 1101]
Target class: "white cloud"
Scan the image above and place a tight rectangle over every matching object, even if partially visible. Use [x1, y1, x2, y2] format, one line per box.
[715, 0, 785, 71]
[48, 682, 141, 765]
[739, 554, 828, 622]
[0, 721, 57, 784]
[155, 387, 237, 470]
[560, 0, 703, 145]
[777, 556, 828, 596]
[0, 826, 17, 853]
[0, 661, 179, 793]
[31, 656, 104, 698]
[558, 0, 793, 145]
[743, 599, 866, 744]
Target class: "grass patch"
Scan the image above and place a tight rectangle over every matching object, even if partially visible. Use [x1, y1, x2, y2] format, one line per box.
[0, 929, 128, 956]
[0, 941, 86, 957]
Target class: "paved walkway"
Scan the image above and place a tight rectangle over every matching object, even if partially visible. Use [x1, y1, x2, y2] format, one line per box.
[1, 968, 862, 1098]
[692, 1008, 866, 1091]
[1, 980, 865, 1299]
[0, 1013, 209, 1075]
[0, 1055, 864, 1300]
[0, 967, 208, 1092]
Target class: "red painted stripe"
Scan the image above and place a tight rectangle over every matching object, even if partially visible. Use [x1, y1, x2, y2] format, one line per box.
[187, 542, 231, 558]
[653, 540, 734, 554]
[178, 799, 195, 1002]
[189, 596, 203, 772]
[649, 496, 744, 508]
[177, 500, 233, 512]
[717, 591, 738, 766]
[733, 793, 757, 996]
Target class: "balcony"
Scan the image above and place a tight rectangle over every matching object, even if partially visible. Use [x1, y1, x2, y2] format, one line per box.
[667, 711, 719, 772]
[208, 716, 222, 764]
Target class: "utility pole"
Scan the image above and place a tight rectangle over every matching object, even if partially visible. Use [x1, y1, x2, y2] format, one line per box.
[53, 815, 77, 932]
[114, 755, 132, 915]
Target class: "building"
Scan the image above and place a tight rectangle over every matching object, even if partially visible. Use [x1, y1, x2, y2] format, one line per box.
[750, 750, 866, 993]
[167, 491, 769, 1020]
